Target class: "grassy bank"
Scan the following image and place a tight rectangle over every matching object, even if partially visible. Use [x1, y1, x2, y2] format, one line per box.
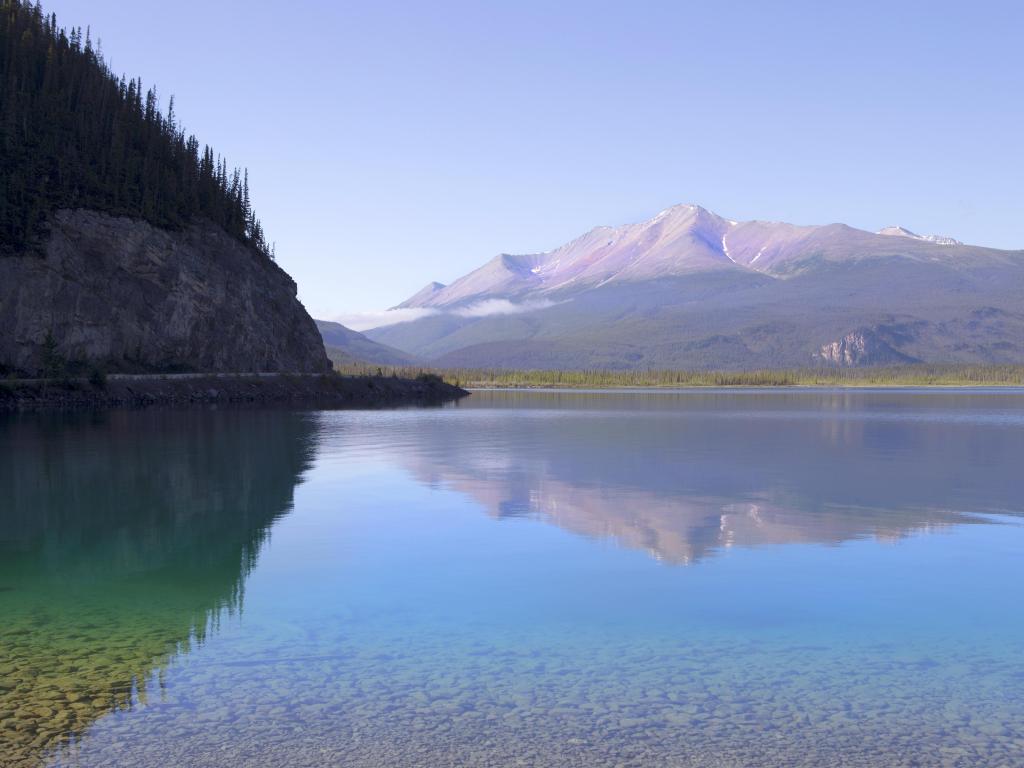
[334, 364, 1024, 389]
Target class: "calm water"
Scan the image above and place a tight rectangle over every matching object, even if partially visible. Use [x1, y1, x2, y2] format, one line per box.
[2, 390, 1024, 767]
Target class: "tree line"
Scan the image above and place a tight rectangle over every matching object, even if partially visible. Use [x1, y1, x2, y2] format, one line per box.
[331, 362, 1024, 388]
[0, 0, 272, 257]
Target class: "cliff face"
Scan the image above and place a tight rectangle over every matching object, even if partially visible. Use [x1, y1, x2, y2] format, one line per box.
[816, 328, 918, 367]
[0, 209, 330, 375]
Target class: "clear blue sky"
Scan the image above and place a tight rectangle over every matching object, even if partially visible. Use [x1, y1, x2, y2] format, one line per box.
[46, 0, 1024, 319]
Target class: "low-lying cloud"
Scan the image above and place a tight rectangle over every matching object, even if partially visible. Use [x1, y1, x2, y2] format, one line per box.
[334, 307, 439, 332]
[452, 298, 559, 318]
[335, 298, 562, 332]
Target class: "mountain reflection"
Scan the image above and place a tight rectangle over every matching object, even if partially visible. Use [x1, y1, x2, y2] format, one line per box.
[0, 411, 316, 767]
[402, 391, 1023, 563]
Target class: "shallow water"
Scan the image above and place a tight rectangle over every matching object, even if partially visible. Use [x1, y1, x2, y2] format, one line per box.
[2, 389, 1023, 767]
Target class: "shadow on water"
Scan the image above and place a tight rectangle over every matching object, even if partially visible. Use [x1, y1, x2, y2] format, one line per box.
[0, 410, 318, 767]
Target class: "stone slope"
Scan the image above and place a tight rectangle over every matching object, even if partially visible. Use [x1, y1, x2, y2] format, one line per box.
[0, 209, 330, 376]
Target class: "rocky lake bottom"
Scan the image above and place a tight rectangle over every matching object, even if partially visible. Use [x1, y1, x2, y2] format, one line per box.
[2, 390, 1023, 767]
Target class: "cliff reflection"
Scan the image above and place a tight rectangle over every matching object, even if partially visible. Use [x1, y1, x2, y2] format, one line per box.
[401, 391, 1022, 563]
[0, 410, 317, 767]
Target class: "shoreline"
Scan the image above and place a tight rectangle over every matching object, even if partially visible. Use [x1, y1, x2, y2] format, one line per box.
[336, 364, 1024, 391]
[464, 382, 1024, 391]
[0, 373, 469, 411]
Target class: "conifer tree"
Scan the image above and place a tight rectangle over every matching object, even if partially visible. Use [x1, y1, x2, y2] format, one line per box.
[0, 0, 274, 259]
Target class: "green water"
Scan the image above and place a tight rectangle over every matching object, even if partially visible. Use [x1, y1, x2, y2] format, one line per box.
[1, 390, 1023, 767]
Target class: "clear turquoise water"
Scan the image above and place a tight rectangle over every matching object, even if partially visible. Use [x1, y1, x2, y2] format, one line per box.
[2, 390, 1023, 767]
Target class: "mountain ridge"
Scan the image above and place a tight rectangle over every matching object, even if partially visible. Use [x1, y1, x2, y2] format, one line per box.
[316, 320, 416, 366]
[397, 204, 1012, 312]
[367, 203, 1024, 370]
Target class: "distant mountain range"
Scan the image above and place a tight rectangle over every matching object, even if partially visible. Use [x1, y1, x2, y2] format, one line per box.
[316, 320, 414, 367]
[358, 204, 1024, 369]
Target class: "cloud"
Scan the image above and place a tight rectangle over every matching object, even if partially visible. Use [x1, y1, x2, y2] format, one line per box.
[335, 298, 563, 331]
[452, 298, 560, 317]
[334, 307, 439, 332]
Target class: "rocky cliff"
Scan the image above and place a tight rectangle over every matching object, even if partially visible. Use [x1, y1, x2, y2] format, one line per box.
[816, 328, 918, 367]
[0, 209, 330, 376]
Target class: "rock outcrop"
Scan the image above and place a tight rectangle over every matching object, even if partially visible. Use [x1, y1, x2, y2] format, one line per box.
[817, 329, 918, 367]
[0, 209, 330, 376]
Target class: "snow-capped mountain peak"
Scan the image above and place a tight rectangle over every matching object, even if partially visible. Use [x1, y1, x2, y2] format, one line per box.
[399, 205, 985, 311]
[366, 203, 1022, 372]
[877, 226, 962, 246]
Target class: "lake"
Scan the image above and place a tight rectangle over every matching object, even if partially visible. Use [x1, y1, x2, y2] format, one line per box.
[2, 389, 1023, 767]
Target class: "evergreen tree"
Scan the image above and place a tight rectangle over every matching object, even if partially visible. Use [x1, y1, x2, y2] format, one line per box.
[0, 0, 273, 258]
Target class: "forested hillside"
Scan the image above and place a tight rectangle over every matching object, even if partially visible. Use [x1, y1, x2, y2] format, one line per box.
[0, 0, 271, 256]
[0, 0, 330, 377]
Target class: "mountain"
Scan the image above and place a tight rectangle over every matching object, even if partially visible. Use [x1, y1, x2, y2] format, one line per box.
[877, 226, 963, 246]
[396, 281, 447, 309]
[316, 320, 415, 366]
[0, 1, 328, 376]
[368, 204, 1024, 369]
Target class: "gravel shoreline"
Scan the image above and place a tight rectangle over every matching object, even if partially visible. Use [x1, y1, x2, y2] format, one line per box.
[0, 373, 469, 411]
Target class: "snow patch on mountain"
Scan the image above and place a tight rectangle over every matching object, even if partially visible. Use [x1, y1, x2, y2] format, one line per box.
[878, 226, 962, 246]
[721, 232, 738, 265]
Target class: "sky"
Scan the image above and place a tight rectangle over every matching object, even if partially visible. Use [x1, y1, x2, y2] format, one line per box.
[45, 0, 1024, 321]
